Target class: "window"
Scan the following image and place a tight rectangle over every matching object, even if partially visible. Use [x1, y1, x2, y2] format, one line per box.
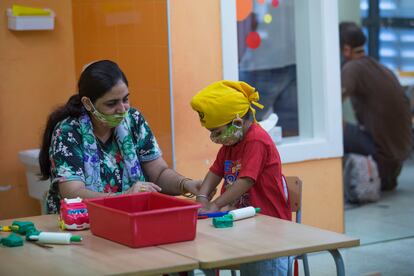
[361, 0, 414, 71]
[236, 1, 298, 137]
[221, 0, 343, 163]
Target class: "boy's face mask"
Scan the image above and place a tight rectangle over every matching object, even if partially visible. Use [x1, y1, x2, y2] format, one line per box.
[88, 103, 128, 128]
[210, 122, 243, 146]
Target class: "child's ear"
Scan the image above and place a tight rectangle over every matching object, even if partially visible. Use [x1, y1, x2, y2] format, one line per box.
[232, 114, 243, 128]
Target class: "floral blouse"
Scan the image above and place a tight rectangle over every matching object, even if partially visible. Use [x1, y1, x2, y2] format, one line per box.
[46, 108, 161, 213]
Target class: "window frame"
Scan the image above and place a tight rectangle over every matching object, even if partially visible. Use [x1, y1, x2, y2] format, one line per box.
[220, 0, 343, 164]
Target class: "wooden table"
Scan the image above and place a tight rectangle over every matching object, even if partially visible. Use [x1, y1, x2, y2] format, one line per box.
[0, 214, 359, 276]
[0, 215, 198, 276]
[160, 215, 360, 276]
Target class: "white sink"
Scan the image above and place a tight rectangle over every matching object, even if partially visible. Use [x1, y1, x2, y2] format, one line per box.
[18, 149, 50, 204]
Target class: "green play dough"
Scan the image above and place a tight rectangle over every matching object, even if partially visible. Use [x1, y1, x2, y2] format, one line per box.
[212, 216, 233, 228]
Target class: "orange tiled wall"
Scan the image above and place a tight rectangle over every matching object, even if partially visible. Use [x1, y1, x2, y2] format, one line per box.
[72, 0, 172, 165]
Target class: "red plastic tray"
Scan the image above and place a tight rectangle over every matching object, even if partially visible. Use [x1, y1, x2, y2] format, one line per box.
[85, 192, 201, 248]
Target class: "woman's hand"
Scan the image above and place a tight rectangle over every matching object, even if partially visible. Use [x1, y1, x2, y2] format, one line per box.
[183, 179, 202, 195]
[184, 179, 217, 200]
[124, 181, 162, 194]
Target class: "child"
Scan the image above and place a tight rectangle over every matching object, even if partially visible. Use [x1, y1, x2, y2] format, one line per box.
[190, 80, 291, 276]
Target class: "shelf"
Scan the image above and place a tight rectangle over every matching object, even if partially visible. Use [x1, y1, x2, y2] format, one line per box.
[7, 8, 55, 31]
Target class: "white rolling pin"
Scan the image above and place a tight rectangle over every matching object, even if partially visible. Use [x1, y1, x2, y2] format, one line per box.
[227, 206, 261, 221]
[29, 232, 82, 244]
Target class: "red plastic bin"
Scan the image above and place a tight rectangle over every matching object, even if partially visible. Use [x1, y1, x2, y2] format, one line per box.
[84, 192, 201, 248]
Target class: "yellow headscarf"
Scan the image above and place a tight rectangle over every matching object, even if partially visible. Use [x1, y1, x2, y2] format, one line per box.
[190, 80, 264, 129]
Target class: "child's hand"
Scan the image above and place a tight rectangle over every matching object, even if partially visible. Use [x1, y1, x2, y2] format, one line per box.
[199, 202, 220, 213]
[196, 198, 209, 211]
[219, 204, 236, 212]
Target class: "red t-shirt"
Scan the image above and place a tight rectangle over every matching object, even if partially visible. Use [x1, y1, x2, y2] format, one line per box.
[210, 123, 291, 220]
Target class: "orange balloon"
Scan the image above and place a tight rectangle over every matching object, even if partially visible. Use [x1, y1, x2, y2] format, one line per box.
[257, 0, 265, 4]
[236, 0, 253, 21]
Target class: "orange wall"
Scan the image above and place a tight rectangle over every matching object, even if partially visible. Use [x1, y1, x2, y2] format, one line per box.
[169, 0, 223, 178]
[169, 0, 344, 232]
[0, 0, 76, 219]
[283, 159, 344, 232]
[72, 0, 172, 165]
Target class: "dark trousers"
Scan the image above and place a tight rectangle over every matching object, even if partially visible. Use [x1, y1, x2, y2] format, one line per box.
[343, 122, 403, 190]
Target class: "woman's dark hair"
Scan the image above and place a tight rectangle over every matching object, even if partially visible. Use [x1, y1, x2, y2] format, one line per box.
[339, 22, 366, 50]
[39, 60, 128, 179]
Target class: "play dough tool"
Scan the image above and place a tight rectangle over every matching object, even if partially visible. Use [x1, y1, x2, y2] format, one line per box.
[28, 232, 82, 244]
[212, 206, 261, 228]
[198, 211, 229, 218]
[226, 206, 261, 221]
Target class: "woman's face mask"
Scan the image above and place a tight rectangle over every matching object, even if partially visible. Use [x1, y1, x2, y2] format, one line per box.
[86, 100, 128, 128]
[210, 123, 243, 146]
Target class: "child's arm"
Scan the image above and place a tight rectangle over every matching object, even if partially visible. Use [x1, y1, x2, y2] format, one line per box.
[211, 177, 254, 210]
[196, 171, 222, 211]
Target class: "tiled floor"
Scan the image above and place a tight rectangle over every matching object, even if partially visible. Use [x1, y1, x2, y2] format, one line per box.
[301, 157, 414, 276]
[198, 158, 414, 276]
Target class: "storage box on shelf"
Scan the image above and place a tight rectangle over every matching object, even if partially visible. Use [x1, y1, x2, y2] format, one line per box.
[7, 8, 55, 31]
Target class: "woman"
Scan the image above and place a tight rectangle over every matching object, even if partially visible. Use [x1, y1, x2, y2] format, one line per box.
[39, 60, 201, 214]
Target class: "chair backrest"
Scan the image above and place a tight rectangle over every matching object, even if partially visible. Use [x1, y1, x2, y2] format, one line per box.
[285, 176, 303, 223]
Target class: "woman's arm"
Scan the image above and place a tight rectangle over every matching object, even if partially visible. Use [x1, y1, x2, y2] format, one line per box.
[59, 179, 161, 199]
[59, 181, 109, 198]
[141, 157, 202, 196]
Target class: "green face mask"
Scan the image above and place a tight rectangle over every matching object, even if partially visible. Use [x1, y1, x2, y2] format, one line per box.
[90, 105, 128, 128]
[210, 124, 243, 146]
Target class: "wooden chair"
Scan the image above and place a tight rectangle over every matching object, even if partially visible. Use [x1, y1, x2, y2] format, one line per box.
[286, 176, 310, 276]
[218, 176, 310, 276]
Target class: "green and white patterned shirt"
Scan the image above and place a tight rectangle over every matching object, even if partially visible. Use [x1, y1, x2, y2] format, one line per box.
[46, 108, 161, 213]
